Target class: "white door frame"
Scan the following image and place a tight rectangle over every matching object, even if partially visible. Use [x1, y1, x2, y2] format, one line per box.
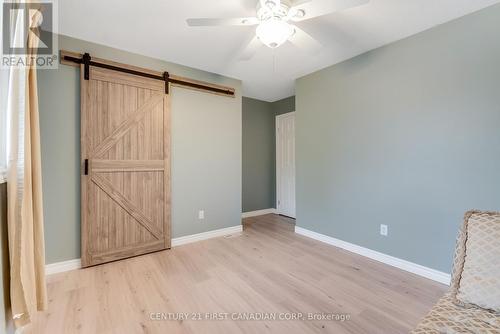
[276, 111, 296, 218]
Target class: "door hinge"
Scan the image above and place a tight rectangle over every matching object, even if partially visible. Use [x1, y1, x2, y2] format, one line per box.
[84, 159, 89, 175]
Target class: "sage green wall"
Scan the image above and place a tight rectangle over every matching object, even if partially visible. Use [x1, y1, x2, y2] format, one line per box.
[242, 97, 275, 212]
[242, 96, 295, 212]
[171, 88, 242, 237]
[272, 96, 295, 116]
[0, 183, 13, 333]
[38, 35, 242, 264]
[296, 4, 500, 273]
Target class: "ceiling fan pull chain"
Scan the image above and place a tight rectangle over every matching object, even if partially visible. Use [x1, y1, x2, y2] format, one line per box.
[273, 50, 276, 73]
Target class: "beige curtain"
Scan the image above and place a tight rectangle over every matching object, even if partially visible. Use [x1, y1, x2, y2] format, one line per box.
[6, 4, 47, 328]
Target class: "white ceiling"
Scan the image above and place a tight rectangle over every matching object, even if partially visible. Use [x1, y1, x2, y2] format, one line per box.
[59, 0, 500, 102]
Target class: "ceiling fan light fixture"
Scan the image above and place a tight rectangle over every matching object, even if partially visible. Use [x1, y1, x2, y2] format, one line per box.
[256, 18, 294, 48]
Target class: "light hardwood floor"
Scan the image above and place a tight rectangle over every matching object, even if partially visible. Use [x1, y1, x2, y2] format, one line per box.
[26, 214, 446, 334]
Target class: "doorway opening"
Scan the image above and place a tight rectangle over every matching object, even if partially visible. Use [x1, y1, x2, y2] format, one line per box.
[276, 112, 296, 219]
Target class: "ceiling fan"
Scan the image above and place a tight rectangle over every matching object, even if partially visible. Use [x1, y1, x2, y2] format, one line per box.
[186, 0, 370, 60]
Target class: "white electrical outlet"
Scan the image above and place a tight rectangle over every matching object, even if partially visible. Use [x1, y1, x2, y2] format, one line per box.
[198, 210, 205, 220]
[380, 224, 388, 236]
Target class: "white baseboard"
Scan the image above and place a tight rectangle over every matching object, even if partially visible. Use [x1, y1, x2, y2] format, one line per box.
[171, 225, 243, 246]
[295, 226, 451, 285]
[45, 225, 243, 275]
[242, 208, 277, 218]
[45, 258, 82, 275]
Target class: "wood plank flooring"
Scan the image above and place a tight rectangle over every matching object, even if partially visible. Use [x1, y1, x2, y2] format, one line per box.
[26, 214, 446, 334]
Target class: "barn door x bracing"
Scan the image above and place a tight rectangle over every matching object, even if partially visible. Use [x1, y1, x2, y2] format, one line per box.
[81, 65, 170, 267]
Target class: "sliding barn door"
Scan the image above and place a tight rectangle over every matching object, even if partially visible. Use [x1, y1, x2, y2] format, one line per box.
[81, 65, 170, 267]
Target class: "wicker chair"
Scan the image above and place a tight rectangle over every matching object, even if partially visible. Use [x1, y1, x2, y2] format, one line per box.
[411, 211, 500, 334]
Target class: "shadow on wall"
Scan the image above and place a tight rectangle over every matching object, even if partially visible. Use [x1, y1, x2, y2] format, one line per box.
[0, 183, 13, 333]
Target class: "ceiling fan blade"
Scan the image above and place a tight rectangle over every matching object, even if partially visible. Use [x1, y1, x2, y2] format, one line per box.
[291, 0, 312, 7]
[290, 0, 369, 22]
[288, 25, 322, 55]
[186, 17, 259, 27]
[238, 36, 263, 61]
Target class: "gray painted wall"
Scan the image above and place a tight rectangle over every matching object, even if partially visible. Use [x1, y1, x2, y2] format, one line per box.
[0, 183, 13, 333]
[38, 35, 242, 264]
[296, 4, 500, 273]
[242, 96, 295, 212]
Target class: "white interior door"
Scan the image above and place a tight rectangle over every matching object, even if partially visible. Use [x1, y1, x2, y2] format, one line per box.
[276, 112, 296, 218]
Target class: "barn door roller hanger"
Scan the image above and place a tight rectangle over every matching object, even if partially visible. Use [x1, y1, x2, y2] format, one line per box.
[62, 52, 235, 97]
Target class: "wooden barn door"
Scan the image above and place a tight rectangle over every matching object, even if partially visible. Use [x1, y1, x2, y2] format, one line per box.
[81, 65, 170, 267]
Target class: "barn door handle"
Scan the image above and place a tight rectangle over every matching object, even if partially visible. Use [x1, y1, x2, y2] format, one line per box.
[84, 159, 89, 175]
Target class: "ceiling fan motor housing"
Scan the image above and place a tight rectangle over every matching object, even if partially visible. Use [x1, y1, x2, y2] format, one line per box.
[257, 0, 292, 21]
